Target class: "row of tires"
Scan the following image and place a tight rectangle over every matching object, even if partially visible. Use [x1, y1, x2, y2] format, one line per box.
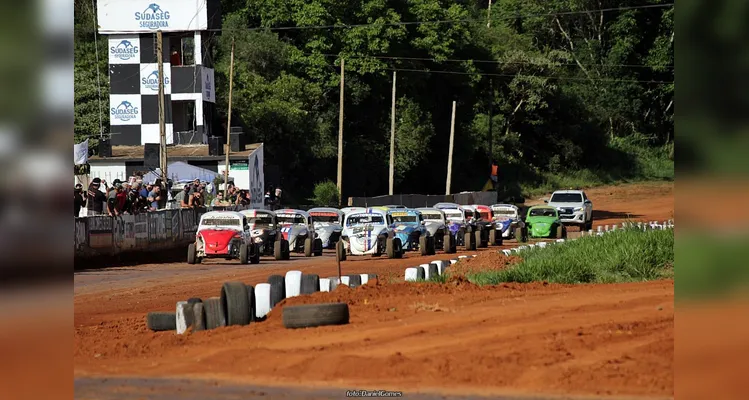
[403, 256, 477, 281]
[146, 270, 378, 333]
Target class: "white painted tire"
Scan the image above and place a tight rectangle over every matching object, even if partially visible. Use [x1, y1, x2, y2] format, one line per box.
[431, 260, 446, 275]
[527, 244, 535, 248]
[285, 270, 302, 298]
[458, 255, 468, 259]
[254, 283, 271, 319]
[419, 263, 431, 280]
[405, 267, 418, 282]
[537, 242, 547, 248]
[341, 276, 350, 286]
[176, 301, 190, 335]
[556, 239, 565, 243]
[502, 249, 512, 256]
[449, 259, 458, 264]
[359, 274, 369, 285]
[320, 278, 331, 292]
[327, 277, 340, 291]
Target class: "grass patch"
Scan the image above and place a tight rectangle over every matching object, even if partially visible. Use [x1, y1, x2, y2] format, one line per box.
[469, 228, 674, 285]
[676, 233, 749, 301]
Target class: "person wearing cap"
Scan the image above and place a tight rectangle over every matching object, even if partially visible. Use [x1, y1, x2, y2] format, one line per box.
[107, 183, 123, 217]
[86, 178, 108, 216]
[74, 183, 86, 217]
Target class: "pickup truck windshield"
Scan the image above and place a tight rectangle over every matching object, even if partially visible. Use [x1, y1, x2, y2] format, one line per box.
[550, 193, 583, 203]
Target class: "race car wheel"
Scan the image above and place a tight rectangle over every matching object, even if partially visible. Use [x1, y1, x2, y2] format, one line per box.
[419, 235, 429, 256]
[304, 237, 313, 257]
[393, 238, 403, 258]
[281, 239, 291, 260]
[274, 240, 284, 260]
[562, 226, 568, 239]
[239, 244, 249, 264]
[475, 230, 484, 248]
[443, 233, 456, 254]
[313, 238, 323, 257]
[515, 227, 528, 243]
[464, 232, 475, 251]
[457, 229, 466, 246]
[427, 236, 436, 255]
[489, 229, 497, 246]
[335, 240, 347, 261]
[250, 244, 260, 264]
[187, 243, 196, 264]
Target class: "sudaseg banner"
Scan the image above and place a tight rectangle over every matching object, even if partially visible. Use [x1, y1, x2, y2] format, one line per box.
[97, 0, 209, 34]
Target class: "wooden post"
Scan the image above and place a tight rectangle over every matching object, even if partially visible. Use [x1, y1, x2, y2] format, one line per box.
[156, 30, 167, 183]
[388, 70, 396, 196]
[445, 101, 456, 195]
[224, 39, 235, 198]
[487, 0, 493, 28]
[337, 58, 345, 206]
[488, 78, 493, 159]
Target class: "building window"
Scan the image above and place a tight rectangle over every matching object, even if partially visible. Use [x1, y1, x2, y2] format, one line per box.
[170, 35, 195, 66]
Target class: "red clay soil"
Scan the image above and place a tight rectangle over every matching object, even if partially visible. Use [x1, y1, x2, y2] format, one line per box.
[74, 182, 675, 398]
[447, 251, 520, 276]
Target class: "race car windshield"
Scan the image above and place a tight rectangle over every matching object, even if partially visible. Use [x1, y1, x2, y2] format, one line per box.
[421, 213, 442, 221]
[277, 215, 306, 225]
[391, 215, 418, 223]
[310, 215, 340, 224]
[477, 212, 491, 219]
[444, 211, 463, 221]
[493, 209, 516, 216]
[465, 210, 474, 218]
[200, 218, 241, 227]
[249, 216, 273, 228]
[529, 208, 557, 218]
[347, 214, 384, 226]
[550, 193, 583, 203]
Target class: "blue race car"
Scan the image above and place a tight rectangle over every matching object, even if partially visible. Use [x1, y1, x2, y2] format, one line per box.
[434, 202, 476, 250]
[388, 209, 435, 256]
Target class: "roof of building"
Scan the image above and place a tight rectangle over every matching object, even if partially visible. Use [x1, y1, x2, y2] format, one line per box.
[88, 143, 262, 163]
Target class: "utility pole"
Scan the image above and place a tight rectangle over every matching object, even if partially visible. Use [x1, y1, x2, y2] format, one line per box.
[337, 58, 345, 206]
[487, 0, 493, 28]
[388, 70, 396, 196]
[446, 101, 456, 195]
[224, 39, 235, 199]
[488, 78, 493, 159]
[156, 30, 167, 183]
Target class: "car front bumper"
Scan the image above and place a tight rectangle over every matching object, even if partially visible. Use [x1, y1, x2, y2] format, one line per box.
[558, 210, 586, 224]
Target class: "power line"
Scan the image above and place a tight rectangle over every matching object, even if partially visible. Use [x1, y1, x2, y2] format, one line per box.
[380, 67, 673, 84]
[305, 53, 674, 70]
[205, 3, 674, 32]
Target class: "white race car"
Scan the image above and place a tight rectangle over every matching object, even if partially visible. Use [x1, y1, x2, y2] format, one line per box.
[308, 207, 344, 249]
[338, 208, 403, 260]
[490, 204, 524, 239]
[275, 209, 323, 257]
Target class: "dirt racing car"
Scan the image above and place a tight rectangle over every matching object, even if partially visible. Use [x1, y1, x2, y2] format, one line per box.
[470, 204, 502, 246]
[416, 207, 456, 253]
[187, 211, 260, 265]
[461, 205, 490, 248]
[434, 202, 477, 250]
[275, 209, 324, 257]
[524, 206, 567, 239]
[388, 208, 435, 256]
[308, 207, 344, 249]
[490, 204, 524, 240]
[338, 208, 403, 260]
[239, 209, 290, 260]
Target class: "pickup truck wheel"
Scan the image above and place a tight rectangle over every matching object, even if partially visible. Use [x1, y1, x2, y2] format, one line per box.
[419, 235, 428, 256]
[304, 237, 313, 257]
[239, 244, 249, 264]
[187, 243, 196, 264]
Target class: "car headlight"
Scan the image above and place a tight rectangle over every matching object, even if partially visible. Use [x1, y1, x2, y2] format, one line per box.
[574, 207, 583, 212]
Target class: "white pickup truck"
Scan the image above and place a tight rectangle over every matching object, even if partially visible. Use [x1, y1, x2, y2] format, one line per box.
[545, 190, 593, 231]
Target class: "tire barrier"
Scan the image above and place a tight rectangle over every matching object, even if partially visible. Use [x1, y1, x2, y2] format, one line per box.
[282, 303, 350, 329]
[285, 271, 303, 298]
[254, 283, 272, 319]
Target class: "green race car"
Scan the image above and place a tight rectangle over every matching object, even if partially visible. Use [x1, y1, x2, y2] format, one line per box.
[524, 206, 567, 239]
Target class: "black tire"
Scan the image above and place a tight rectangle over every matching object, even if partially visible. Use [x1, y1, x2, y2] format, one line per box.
[274, 239, 284, 260]
[367, 274, 378, 283]
[250, 244, 260, 264]
[203, 297, 225, 330]
[146, 311, 176, 331]
[268, 275, 286, 308]
[393, 238, 403, 258]
[427, 236, 436, 255]
[192, 302, 206, 332]
[464, 232, 475, 251]
[300, 274, 320, 294]
[282, 303, 350, 329]
[475, 230, 484, 248]
[186, 297, 202, 305]
[489, 229, 497, 246]
[314, 238, 323, 256]
[457, 228, 466, 246]
[428, 263, 439, 279]
[555, 225, 563, 239]
[416, 266, 426, 280]
[187, 243, 196, 264]
[419, 235, 428, 256]
[246, 284, 256, 323]
[386, 237, 396, 258]
[348, 274, 362, 288]
[282, 239, 291, 260]
[221, 282, 251, 326]
[328, 277, 339, 291]
[304, 237, 313, 257]
[515, 227, 528, 243]
[239, 244, 249, 264]
[444, 234, 456, 254]
[562, 226, 568, 239]
[336, 240, 347, 261]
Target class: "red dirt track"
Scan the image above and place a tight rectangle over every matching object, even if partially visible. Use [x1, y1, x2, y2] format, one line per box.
[74, 182, 674, 398]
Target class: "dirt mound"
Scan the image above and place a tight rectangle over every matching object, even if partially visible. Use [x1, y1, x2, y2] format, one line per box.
[446, 251, 519, 276]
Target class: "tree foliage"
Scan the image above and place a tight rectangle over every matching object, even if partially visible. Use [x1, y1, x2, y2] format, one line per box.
[74, 0, 674, 200]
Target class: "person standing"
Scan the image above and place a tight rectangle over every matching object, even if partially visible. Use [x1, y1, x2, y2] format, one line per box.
[147, 185, 162, 211]
[74, 184, 86, 217]
[86, 178, 107, 216]
[490, 160, 499, 190]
